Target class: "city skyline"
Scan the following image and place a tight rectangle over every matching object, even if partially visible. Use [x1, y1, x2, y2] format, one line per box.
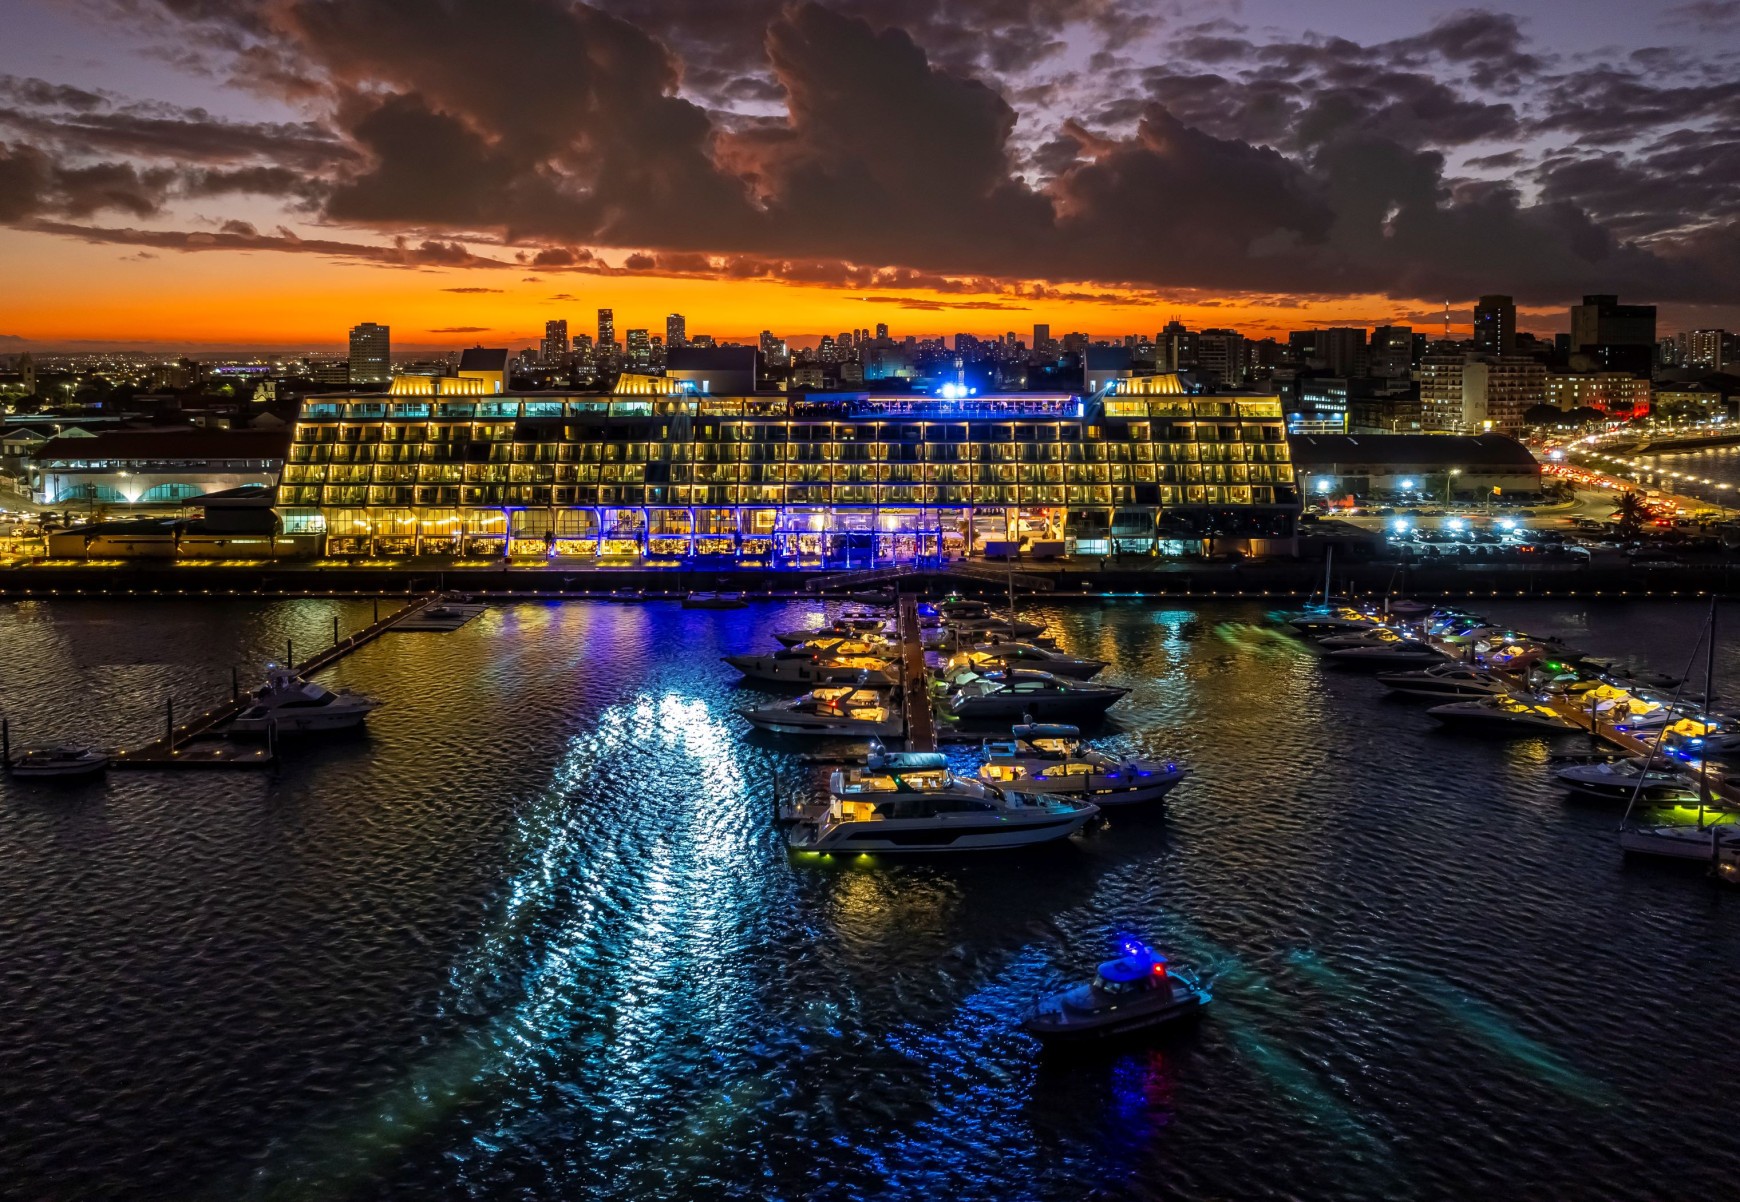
[2, 1, 1739, 349]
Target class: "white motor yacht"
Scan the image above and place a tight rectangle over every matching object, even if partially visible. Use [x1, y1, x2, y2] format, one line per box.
[9, 745, 109, 778]
[1426, 694, 1577, 733]
[1620, 822, 1740, 860]
[229, 666, 383, 735]
[943, 615, 1050, 641]
[978, 722, 1183, 806]
[1376, 662, 1509, 699]
[723, 648, 896, 686]
[954, 641, 1106, 679]
[1554, 758, 1702, 804]
[772, 615, 892, 646]
[743, 685, 904, 737]
[784, 750, 1098, 853]
[942, 669, 1129, 722]
[1326, 639, 1446, 667]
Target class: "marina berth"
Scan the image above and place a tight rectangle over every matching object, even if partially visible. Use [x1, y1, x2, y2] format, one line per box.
[743, 685, 904, 738]
[978, 722, 1184, 806]
[783, 751, 1097, 854]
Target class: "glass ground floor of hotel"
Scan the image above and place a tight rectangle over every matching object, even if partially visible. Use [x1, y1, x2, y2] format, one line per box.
[277, 385, 1300, 563]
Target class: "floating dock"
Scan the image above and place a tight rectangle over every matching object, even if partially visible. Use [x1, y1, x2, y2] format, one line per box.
[110, 594, 435, 770]
[897, 595, 937, 753]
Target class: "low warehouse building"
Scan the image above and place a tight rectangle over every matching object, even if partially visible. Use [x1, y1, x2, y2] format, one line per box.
[1289, 433, 1542, 502]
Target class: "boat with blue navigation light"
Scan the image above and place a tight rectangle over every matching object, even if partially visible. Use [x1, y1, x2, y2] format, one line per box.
[978, 722, 1183, 806]
[1022, 936, 1211, 1042]
[783, 750, 1097, 854]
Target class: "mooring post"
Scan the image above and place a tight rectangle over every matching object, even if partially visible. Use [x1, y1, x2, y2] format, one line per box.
[374, 598, 380, 624]
[231, 665, 239, 701]
[2, 716, 10, 768]
[267, 716, 277, 763]
[166, 695, 175, 745]
[333, 615, 340, 647]
[287, 638, 294, 668]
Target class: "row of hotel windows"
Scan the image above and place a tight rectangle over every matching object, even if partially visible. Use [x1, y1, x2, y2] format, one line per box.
[293, 420, 1287, 446]
[282, 462, 1295, 486]
[279, 484, 1288, 507]
[300, 397, 1283, 421]
[287, 441, 1293, 466]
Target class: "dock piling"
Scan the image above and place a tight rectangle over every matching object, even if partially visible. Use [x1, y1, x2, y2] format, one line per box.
[333, 615, 340, 647]
[2, 717, 10, 768]
[165, 695, 174, 745]
[231, 666, 239, 701]
[286, 638, 293, 668]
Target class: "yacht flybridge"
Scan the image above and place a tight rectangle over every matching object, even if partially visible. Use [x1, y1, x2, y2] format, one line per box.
[941, 669, 1129, 722]
[952, 641, 1106, 680]
[979, 722, 1183, 806]
[782, 751, 1097, 854]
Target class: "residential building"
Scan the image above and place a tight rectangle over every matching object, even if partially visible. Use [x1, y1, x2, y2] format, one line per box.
[1546, 371, 1651, 419]
[626, 329, 651, 370]
[666, 313, 687, 349]
[1195, 329, 1246, 387]
[1569, 294, 1656, 377]
[1418, 352, 1545, 433]
[348, 322, 390, 385]
[1473, 295, 1516, 356]
[1687, 329, 1727, 372]
[1368, 325, 1414, 381]
[541, 320, 569, 367]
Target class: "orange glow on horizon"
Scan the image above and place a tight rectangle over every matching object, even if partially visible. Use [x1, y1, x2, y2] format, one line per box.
[0, 228, 1538, 352]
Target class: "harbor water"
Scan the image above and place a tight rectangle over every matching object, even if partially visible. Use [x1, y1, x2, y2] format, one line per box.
[2, 596, 1738, 1201]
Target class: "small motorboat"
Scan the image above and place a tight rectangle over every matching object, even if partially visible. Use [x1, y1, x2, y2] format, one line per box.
[941, 669, 1129, 722]
[683, 591, 747, 610]
[1620, 822, 1740, 860]
[953, 641, 1106, 680]
[783, 751, 1097, 854]
[9, 745, 109, 779]
[1325, 639, 1445, 668]
[1376, 662, 1509, 699]
[723, 648, 896, 686]
[979, 722, 1183, 806]
[772, 615, 891, 646]
[606, 588, 644, 602]
[229, 665, 383, 735]
[743, 685, 904, 737]
[1426, 694, 1577, 733]
[1022, 937, 1211, 1042]
[1554, 758, 1702, 804]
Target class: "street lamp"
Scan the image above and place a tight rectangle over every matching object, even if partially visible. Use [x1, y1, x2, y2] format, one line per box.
[1444, 468, 1461, 506]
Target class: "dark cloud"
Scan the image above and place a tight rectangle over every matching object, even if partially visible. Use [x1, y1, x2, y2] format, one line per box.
[428, 326, 491, 333]
[443, 286, 502, 293]
[858, 296, 1029, 310]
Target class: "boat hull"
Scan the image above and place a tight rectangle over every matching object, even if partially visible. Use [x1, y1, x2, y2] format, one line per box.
[723, 656, 896, 686]
[789, 810, 1094, 854]
[743, 712, 904, 737]
[1022, 991, 1210, 1042]
[229, 707, 375, 735]
[1620, 826, 1740, 859]
[946, 691, 1128, 722]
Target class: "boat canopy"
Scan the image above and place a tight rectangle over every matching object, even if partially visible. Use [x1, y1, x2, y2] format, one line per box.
[866, 751, 948, 772]
[1098, 953, 1169, 983]
[1014, 722, 1082, 740]
[1667, 717, 1719, 738]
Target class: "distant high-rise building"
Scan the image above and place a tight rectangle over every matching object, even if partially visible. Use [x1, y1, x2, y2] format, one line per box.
[954, 333, 978, 353]
[348, 321, 390, 385]
[666, 313, 686, 349]
[1195, 329, 1246, 386]
[1033, 324, 1052, 357]
[1369, 325, 1415, 381]
[625, 329, 651, 369]
[541, 319, 569, 367]
[1569, 294, 1656, 376]
[1420, 351, 1544, 433]
[1688, 329, 1727, 372]
[1317, 328, 1369, 377]
[597, 308, 615, 349]
[875, 323, 889, 341]
[1473, 295, 1516, 356]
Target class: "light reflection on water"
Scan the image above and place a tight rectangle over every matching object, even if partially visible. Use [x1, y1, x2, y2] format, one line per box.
[0, 597, 1738, 1200]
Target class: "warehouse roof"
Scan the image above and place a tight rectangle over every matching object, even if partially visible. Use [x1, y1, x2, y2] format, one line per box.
[1288, 433, 1539, 469]
[33, 429, 291, 462]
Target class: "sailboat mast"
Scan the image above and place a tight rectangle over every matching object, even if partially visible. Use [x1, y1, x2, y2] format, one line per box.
[1322, 545, 1334, 607]
[1701, 598, 1717, 827]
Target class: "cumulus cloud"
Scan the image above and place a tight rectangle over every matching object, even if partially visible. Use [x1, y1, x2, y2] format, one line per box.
[3, 0, 1737, 310]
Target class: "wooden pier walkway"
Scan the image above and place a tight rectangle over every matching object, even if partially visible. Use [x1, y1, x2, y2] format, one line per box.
[110, 593, 435, 770]
[897, 595, 938, 752]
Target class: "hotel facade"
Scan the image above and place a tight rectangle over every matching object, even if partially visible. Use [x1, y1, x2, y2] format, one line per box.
[276, 374, 1299, 564]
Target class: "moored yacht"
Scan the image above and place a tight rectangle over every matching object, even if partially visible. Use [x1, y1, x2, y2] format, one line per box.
[229, 666, 382, 735]
[1376, 662, 1509, 699]
[1619, 822, 1740, 860]
[942, 669, 1128, 722]
[723, 648, 896, 686]
[772, 615, 892, 646]
[1554, 758, 1702, 804]
[952, 641, 1105, 679]
[1325, 639, 1445, 667]
[743, 685, 903, 737]
[783, 751, 1097, 853]
[978, 722, 1183, 806]
[8, 745, 109, 778]
[1426, 694, 1576, 733]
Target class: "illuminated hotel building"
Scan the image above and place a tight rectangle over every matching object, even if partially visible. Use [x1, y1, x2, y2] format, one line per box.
[277, 373, 1297, 562]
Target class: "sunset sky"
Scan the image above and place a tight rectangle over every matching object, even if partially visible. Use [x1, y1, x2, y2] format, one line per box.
[3, 0, 1738, 352]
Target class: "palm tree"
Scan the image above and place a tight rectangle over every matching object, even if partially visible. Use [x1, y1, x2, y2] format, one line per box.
[1615, 490, 1647, 538]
